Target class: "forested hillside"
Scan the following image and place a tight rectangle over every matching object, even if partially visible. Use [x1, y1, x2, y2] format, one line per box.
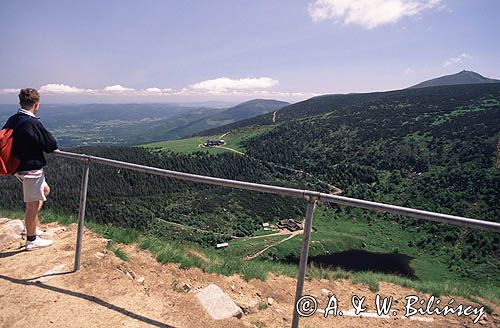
[199, 83, 500, 136]
[197, 83, 500, 283]
[0, 147, 316, 245]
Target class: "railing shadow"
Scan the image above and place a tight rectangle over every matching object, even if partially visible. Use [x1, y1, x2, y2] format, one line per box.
[0, 248, 26, 259]
[19, 270, 74, 282]
[0, 274, 175, 328]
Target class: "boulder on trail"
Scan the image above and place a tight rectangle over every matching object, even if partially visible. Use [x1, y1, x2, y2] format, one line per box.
[195, 284, 243, 320]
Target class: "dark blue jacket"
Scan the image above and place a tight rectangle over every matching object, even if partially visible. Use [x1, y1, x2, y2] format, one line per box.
[2, 112, 58, 171]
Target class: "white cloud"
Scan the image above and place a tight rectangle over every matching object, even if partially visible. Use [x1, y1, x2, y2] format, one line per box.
[190, 77, 279, 93]
[443, 53, 472, 67]
[39, 83, 93, 94]
[143, 87, 173, 93]
[0, 79, 316, 101]
[0, 88, 20, 94]
[1, 84, 174, 97]
[103, 85, 135, 93]
[308, 0, 442, 29]
[404, 67, 415, 74]
[144, 87, 162, 93]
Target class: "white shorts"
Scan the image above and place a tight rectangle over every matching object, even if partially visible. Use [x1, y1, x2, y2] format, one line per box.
[15, 170, 48, 203]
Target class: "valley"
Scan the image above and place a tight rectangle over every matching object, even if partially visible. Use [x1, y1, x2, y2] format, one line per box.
[0, 99, 287, 147]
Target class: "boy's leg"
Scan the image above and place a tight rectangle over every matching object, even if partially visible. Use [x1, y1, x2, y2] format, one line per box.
[25, 200, 43, 237]
[23, 175, 53, 248]
[43, 183, 50, 198]
[35, 182, 50, 227]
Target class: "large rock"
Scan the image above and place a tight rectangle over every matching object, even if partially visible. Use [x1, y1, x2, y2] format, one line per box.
[3, 219, 24, 234]
[0, 219, 24, 249]
[196, 284, 243, 320]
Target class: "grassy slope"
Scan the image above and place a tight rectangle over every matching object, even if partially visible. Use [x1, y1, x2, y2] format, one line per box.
[142, 125, 274, 154]
[2, 206, 497, 306]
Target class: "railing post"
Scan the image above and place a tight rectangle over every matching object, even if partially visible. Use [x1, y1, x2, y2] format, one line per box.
[74, 159, 90, 272]
[291, 197, 317, 328]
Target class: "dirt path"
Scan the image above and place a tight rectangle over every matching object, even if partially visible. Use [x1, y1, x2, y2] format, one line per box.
[241, 229, 298, 240]
[0, 219, 497, 327]
[217, 146, 245, 155]
[219, 132, 230, 139]
[245, 230, 303, 260]
[198, 144, 245, 155]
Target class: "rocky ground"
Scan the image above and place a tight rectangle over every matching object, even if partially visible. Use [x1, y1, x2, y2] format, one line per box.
[0, 218, 497, 327]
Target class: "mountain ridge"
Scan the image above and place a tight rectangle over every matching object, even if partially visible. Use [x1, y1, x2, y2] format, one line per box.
[196, 83, 500, 136]
[409, 70, 500, 89]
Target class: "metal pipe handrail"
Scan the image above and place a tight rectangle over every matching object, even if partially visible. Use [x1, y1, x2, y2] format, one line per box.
[53, 150, 499, 232]
[51, 149, 500, 328]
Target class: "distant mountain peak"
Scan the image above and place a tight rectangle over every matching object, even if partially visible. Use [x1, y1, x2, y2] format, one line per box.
[234, 98, 289, 106]
[409, 70, 500, 89]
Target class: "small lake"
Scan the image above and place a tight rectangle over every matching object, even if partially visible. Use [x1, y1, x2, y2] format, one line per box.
[286, 249, 415, 278]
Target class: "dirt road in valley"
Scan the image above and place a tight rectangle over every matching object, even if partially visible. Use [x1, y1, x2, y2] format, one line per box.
[244, 230, 303, 260]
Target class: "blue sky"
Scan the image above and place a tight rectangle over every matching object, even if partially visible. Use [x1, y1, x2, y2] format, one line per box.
[0, 0, 498, 103]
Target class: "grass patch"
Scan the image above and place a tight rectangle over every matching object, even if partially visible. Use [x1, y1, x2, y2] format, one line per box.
[258, 302, 268, 311]
[351, 272, 380, 293]
[431, 104, 494, 126]
[308, 264, 351, 281]
[139, 236, 203, 270]
[144, 136, 224, 154]
[108, 245, 129, 261]
[0, 208, 78, 225]
[89, 223, 140, 244]
[250, 229, 278, 237]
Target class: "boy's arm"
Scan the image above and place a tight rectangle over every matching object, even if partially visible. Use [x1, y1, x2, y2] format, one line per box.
[33, 121, 58, 152]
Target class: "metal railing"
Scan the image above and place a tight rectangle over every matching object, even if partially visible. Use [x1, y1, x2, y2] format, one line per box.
[52, 149, 500, 328]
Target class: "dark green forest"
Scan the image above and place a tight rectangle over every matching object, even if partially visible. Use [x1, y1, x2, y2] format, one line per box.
[243, 84, 499, 219]
[0, 147, 309, 245]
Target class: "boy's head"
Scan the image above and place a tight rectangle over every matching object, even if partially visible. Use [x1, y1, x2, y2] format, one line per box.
[19, 88, 40, 113]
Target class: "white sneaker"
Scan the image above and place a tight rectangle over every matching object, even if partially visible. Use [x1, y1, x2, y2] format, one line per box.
[21, 227, 44, 236]
[25, 237, 53, 251]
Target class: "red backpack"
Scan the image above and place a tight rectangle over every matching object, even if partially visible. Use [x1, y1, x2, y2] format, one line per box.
[0, 116, 30, 176]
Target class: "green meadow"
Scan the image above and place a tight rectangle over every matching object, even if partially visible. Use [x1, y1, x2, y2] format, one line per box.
[142, 126, 274, 154]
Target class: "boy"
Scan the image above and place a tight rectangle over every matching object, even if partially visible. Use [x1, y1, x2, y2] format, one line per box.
[2, 88, 58, 250]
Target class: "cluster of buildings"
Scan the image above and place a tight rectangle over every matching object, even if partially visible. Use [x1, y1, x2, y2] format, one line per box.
[262, 219, 302, 232]
[203, 139, 225, 147]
